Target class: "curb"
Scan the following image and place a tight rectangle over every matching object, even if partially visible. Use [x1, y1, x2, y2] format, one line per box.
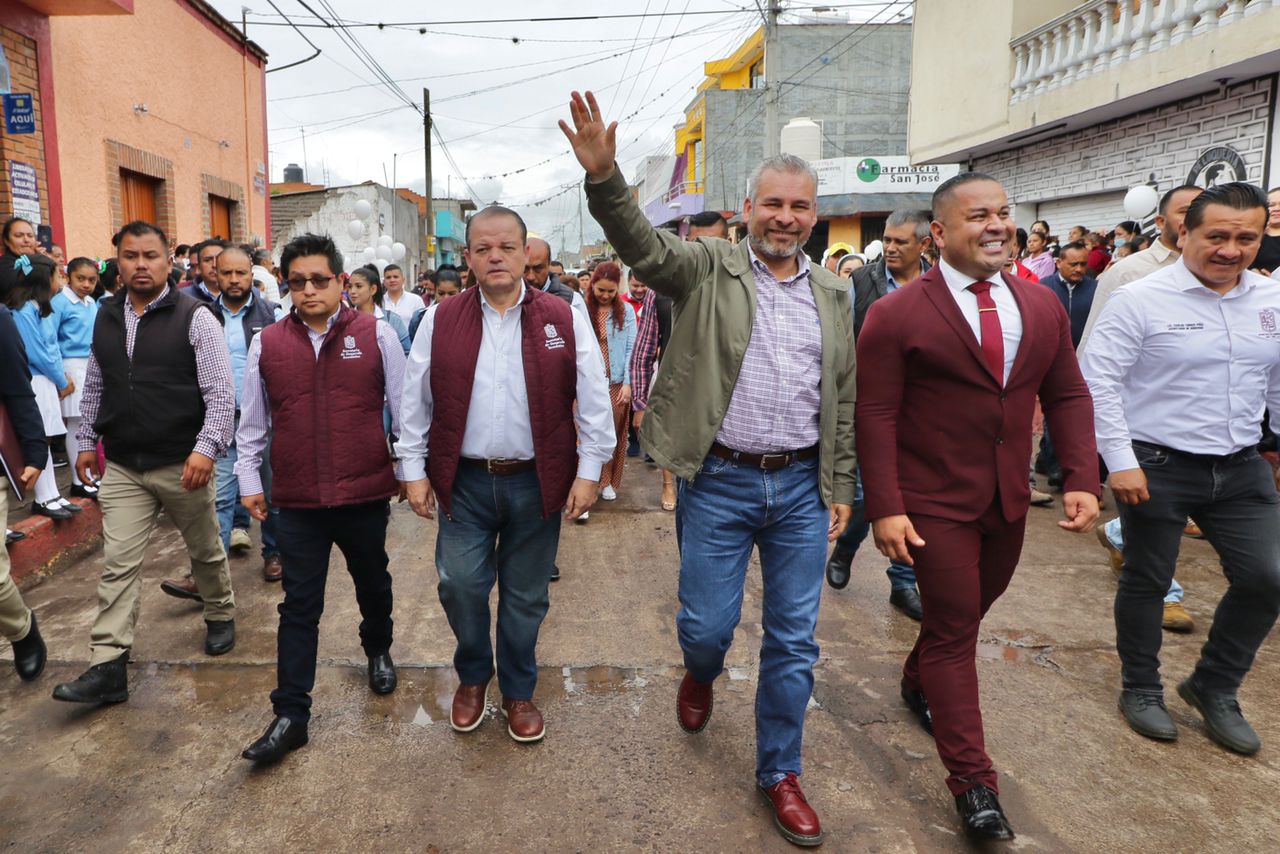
[6, 497, 102, 590]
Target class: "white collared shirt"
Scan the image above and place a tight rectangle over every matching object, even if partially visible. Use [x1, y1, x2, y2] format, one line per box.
[394, 285, 616, 482]
[383, 289, 422, 325]
[1080, 257, 1280, 472]
[1078, 238, 1178, 351]
[938, 258, 1023, 385]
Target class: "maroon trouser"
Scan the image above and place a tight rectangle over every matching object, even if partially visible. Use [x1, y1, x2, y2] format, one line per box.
[901, 499, 1026, 796]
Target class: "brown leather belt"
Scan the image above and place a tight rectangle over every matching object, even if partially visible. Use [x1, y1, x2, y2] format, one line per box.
[461, 457, 537, 475]
[708, 441, 819, 471]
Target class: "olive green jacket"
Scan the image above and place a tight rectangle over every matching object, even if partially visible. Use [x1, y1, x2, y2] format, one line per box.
[585, 167, 857, 506]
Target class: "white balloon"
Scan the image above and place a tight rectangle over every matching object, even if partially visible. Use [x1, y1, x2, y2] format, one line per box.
[863, 240, 884, 261]
[377, 234, 394, 247]
[375, 244, 393, 261]
[1124, 184, 1159, 220]
[354, 199, 373, 219]
[391, 241, 407, 261]
[347, 219, 365, 240]
[374, 258, 389, 272]
[361, 247, 376, 263]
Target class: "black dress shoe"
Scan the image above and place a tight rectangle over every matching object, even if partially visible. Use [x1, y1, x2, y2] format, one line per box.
[69, 483, 99, 500]
[825, 550, 853, 590]
[205, 619, 236, 656]
[60, 500, 83, 514]
[368, 652, 397, 695]
[1119, 690, 1177, 741]
[6, 528, 25, 544]
[901, 681, 933, 736]
[52, 653, 129, 704]
[890, 587, 923, 621]
[955, 784, 1015, 841]
[242, 716, 309, 763]
[550, 565, 561, 582]
[12, 611, 47, 681]
[32, 501, 72, 521]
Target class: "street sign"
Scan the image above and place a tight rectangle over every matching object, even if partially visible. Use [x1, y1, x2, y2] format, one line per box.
[8, 161, 40, 223]
[2, 93, 35, 135]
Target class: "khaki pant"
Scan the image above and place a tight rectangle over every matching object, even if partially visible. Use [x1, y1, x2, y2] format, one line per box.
[0, 481, 34, 642]
[90, 461, 234, 665]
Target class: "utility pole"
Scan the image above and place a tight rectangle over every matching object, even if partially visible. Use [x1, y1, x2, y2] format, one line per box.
[763, 2, 781, 158]
[423, 88, 434, 269]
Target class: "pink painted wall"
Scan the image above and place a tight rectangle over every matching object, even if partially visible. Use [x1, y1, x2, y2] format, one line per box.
[49, 0, 267, 255]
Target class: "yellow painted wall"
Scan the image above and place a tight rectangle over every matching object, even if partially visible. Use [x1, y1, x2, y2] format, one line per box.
[827, 216, 861, 251]
[50, 0, 268, 255]
[910, 0, 1280, 163]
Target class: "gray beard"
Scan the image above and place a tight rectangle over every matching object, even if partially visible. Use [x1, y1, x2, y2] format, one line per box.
[749, 232, 801, 261]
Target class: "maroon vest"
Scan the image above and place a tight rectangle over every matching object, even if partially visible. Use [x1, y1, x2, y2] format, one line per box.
[258, 308, 397, 508]
[428, 286, 578, 518]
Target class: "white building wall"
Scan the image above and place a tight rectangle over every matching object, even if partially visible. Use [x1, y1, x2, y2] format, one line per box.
[277, 184, 423, 279]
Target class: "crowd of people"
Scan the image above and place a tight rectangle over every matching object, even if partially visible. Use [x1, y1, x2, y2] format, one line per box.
[3, 87, 1280, 848]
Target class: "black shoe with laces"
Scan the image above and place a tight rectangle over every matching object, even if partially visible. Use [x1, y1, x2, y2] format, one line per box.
[1178, 678, 1261, 755]
[52, 653, 129, 704]
[1119, 690, 1178, 741]
[955, 784, 1015, 841]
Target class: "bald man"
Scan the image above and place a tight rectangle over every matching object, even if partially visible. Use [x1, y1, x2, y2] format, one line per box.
[525, 238, 588, 320]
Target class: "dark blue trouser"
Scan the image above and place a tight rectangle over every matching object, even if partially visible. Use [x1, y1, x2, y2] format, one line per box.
[435, 465, 561, 700]
[832, 470, 916, 590]
[271, 500, 394, 723]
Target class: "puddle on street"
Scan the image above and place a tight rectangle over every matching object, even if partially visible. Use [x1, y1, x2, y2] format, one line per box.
[976, 643, 1046, 665]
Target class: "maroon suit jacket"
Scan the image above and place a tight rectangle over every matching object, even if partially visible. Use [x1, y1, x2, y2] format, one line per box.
[856, 265, 1098, 524]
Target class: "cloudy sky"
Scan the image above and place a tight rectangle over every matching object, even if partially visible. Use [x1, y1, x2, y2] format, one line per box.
[210, 1, 895, 255]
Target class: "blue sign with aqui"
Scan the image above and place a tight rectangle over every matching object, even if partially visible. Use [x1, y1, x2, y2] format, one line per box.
[3, 93, 35, 135]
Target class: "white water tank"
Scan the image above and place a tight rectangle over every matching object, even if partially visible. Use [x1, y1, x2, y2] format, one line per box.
[780, 117, 823, 162]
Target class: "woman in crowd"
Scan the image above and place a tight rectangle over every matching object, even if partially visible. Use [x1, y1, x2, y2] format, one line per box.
[2, 254, 78, 519]
[836, 253, 866, 278]
[1022, 229, 1058, 280]
[50, 258, 100, 499]
[586, 262, 635, 507]
[1006, 231, 1040, 282]
[346, 265, 410, 354]
[1085, 232, 1110, 276]
[433, 267, 462, 304]
[0, 217, 39, 298]
[1112, 219, 1140, 253]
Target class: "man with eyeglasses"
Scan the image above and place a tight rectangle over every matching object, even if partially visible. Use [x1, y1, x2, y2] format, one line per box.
[235, 233, 407, 764]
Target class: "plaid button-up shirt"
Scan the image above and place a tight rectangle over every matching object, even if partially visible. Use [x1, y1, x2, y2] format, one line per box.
[627, 287, 660, 412]
[714, 245, 823, 454]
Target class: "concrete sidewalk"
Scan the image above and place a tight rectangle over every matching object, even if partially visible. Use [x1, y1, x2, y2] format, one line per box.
[2, 462, 1277, 851]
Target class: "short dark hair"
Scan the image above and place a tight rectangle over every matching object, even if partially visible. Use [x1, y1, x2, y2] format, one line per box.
[1158, 184, 1202, 215]
[194, 238, 229, 257]
[1184, 182, 1270, 231]
[688, 211, 727, 229]
[174, 243, 191, 257]
[1059, 241, 1088, 255]
[465, 205, 527, 248]
[932, 171, 1002, 219]
[549, 260, 565, 270]
[384, 263, 402, 275]
[279, 233, 343, 280]
[1070, 224, 1088, 234]
[435, 267, 463, 288]
[113, 220, 169, 250]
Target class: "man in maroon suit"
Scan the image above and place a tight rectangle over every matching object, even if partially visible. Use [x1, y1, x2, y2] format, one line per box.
[856, 172, 1100, 841]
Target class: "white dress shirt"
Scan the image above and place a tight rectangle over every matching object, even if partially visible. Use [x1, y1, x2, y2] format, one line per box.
[938, 258, 1024, 385]
[1078, 238, 1177, 351]
[1080, 257, 1280, 472]
[395, 285, 616, 483]
[383, 289, 423, 325]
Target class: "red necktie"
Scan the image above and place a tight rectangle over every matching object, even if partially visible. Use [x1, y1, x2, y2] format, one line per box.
[967, 281, 1004, 383]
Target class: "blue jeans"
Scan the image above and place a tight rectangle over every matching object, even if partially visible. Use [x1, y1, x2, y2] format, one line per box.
[676, 453, 827, 787]
[435, 465, 561, 700]
[833, 470, 916, 591]
[214, 428, 278, 559]
[1104, 517, 1183, 603]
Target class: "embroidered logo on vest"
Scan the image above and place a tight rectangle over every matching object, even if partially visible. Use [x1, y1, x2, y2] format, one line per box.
[544, 322, 565, 351]
[341, 334, 364, 360]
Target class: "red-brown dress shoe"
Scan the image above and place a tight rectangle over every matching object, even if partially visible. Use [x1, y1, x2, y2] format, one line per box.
[677, 671, 714, 733]
[450, 679, 490, 733]
[262, 555, 283, 582]
[501, 698, 545, 743]
[759, 774, 824, 847]
[159, 575, 203, 602]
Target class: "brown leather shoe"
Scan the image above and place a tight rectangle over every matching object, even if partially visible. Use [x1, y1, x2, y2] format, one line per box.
[677, 671, 714, 733]
[759, 774, 824, 847]
[1162, 602, 1194, 633]
[450, 679, 490, 733]
[501, 697, 545, 743]
[1096, 525, 1123, 577]
[159, 575, 203, 602]
[262, 555, 283, 582]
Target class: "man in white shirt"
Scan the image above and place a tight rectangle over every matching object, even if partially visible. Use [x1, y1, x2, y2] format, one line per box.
[1081, 182, 1280, 756]
[1078, 184, 1202, 350]
[380, 264, 421, 325]
[397, 206, 615, 744]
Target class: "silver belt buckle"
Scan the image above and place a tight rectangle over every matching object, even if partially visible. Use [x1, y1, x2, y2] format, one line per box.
[487, 459, 501, 474]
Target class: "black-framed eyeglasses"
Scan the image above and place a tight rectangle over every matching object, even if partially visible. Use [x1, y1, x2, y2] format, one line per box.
[285, 275, 336, 292]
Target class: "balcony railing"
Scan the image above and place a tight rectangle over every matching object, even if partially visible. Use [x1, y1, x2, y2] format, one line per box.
[663, 181, 704, 206]
[1010, 0, 1280, 103]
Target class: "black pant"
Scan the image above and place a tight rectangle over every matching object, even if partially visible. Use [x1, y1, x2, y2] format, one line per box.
[270, 500, 394, 723]
[1116, 442, 1280, 695]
